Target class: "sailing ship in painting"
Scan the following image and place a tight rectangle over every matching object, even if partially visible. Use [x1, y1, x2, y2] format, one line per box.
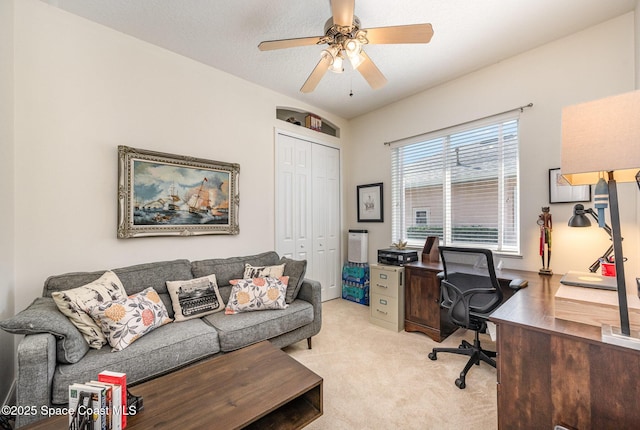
[132, 160, 231, 226]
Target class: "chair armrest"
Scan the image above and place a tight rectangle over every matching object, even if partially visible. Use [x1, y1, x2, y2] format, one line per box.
[442, 280, 502, 316]
[508, 278, 529, 290]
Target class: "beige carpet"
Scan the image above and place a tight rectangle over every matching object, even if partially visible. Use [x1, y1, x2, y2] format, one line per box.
[284, 298, 498, 430]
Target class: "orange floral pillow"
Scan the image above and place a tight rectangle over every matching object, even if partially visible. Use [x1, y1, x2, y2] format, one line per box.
[88, 287, 172, 351]
[225, 276, 289, 315]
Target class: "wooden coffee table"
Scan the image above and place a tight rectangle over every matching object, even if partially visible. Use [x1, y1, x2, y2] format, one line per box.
[21, 341, 323, 429]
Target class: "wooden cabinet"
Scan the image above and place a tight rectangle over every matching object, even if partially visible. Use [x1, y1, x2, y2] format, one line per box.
[404, 262, 457, 342]
[370, 264, 404, 331]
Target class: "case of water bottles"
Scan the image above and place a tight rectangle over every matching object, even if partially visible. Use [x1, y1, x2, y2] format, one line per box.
[341, 262, 370, 305]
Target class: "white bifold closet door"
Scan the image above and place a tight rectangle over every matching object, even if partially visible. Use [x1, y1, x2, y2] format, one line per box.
[275, 131, 341, 301]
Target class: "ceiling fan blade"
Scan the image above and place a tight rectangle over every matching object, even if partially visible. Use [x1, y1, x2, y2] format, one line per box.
[364, 23, 434, 44]
[331, 0, 355, 27]
[357, 51, 387, 90]
[258, 36, 323, 51]
[300, 54, 332, 93]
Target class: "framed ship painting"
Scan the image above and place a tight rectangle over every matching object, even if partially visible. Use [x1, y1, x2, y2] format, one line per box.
[117, 146, 239, 238]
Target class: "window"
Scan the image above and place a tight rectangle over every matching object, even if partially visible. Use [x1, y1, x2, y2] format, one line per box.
[414, 208, 429, 225]
[391, 114, 520, 254]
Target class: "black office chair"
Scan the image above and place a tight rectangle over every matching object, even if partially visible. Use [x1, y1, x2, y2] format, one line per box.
[427, 246, 505, 389]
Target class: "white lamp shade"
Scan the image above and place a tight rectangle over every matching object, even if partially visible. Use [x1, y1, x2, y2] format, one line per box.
[561, 89, 640, 185]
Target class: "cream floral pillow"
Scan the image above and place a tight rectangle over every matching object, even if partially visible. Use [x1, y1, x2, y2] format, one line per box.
[225, 276, 289, 315]
[52, 271, 127, 349]
[88, 287, 172, 351]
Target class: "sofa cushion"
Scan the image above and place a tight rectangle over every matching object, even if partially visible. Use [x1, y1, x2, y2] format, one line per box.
[225, 277, 289, 315]
[0, 297, 89, 364]
[166, 274, 225, 321]
[51, 318, 220, 404]
[112, 259, 193, 296]
[42, 271, 105, 297]
[42, 260, 194, 320]
[113, 260, 193, 317]
[191, 251, 280, 287]
[88, 288, 173, 351]
[204, 300, 313, 352]
[279, 257, 308, 303]
[51, 271, 128, 349]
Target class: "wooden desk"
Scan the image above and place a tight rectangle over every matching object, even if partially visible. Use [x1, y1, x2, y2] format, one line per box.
[405, 261, 640, 428]
[403, 261, 520, 342]
[403, 262, 457, 341]
[490, 271, 640, 429]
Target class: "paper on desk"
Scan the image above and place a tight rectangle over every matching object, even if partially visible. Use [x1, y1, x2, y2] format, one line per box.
[486, 321, 497, 341]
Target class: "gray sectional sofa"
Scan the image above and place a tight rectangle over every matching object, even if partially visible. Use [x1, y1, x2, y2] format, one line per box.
[1, 251, 322, 428]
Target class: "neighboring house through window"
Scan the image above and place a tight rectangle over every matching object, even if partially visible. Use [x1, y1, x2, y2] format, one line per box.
[390, 113, 521, 254]
[414, 208, 430, 225]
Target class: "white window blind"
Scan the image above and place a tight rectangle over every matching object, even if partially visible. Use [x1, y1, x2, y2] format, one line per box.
[391, 114, 520, 253]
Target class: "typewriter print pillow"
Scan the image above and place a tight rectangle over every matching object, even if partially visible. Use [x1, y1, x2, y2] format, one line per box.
[166, 274, 225, 322]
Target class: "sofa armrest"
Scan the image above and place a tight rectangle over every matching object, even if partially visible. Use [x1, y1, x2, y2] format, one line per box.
[15, 333, 56, 428]
[296, 278, 322, 335]
[296, 278, 321, 305]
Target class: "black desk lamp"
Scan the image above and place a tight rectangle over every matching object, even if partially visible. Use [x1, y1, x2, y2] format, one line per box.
[561, 89, 640, 350]
[567, 203, 614, 273]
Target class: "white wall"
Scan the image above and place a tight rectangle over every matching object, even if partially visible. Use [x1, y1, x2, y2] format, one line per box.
[12, 0, 347, 314]
[0, 0, 16, 405]
[347, 13, 639, 281]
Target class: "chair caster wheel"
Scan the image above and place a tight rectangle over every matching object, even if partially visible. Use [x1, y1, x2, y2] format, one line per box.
[455, 378, 466, 389]
[428, 352, 437, 360]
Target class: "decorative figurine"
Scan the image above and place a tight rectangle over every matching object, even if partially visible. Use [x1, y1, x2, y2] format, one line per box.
[538, 207, 553, 275]
[392, 239, 407, 249]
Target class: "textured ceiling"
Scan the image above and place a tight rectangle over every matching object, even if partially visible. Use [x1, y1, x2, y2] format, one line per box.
[42, 0, 637, 119]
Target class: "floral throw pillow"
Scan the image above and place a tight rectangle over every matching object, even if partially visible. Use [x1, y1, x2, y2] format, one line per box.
[225, 276, 289, 315]
[52, 270, 128, 349]
[88, 287, 172, 351]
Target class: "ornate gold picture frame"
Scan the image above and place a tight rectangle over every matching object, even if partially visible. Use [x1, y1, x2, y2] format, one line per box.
[117, 146, 239, 238]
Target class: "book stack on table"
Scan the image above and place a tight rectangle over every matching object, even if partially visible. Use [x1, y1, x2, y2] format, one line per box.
[68, 370, 127, 430]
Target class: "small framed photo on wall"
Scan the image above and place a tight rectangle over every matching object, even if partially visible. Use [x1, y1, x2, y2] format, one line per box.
[549, 168, 591, 203]
[357, 182, 383, 222]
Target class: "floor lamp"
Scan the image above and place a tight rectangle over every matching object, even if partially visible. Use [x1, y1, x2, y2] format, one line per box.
[561, 89, 640, 349]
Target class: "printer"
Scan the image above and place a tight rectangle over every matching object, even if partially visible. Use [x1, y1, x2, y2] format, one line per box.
[377, 248, 419, 266]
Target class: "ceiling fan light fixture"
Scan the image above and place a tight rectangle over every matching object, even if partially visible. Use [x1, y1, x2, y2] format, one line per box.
[354, 29, 369, 45]
[323, 46, 344, 73]
[348, 51, 366, 69]
[343, 37, 361, 55]
[329, 55, 344, 73]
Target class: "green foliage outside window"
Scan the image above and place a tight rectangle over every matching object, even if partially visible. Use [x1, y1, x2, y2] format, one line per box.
[406, 226, 498, 243]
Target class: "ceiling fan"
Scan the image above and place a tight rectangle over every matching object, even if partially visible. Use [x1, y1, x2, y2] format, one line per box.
[455, 148, 482, 170]
[258, 0, 434, 93]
